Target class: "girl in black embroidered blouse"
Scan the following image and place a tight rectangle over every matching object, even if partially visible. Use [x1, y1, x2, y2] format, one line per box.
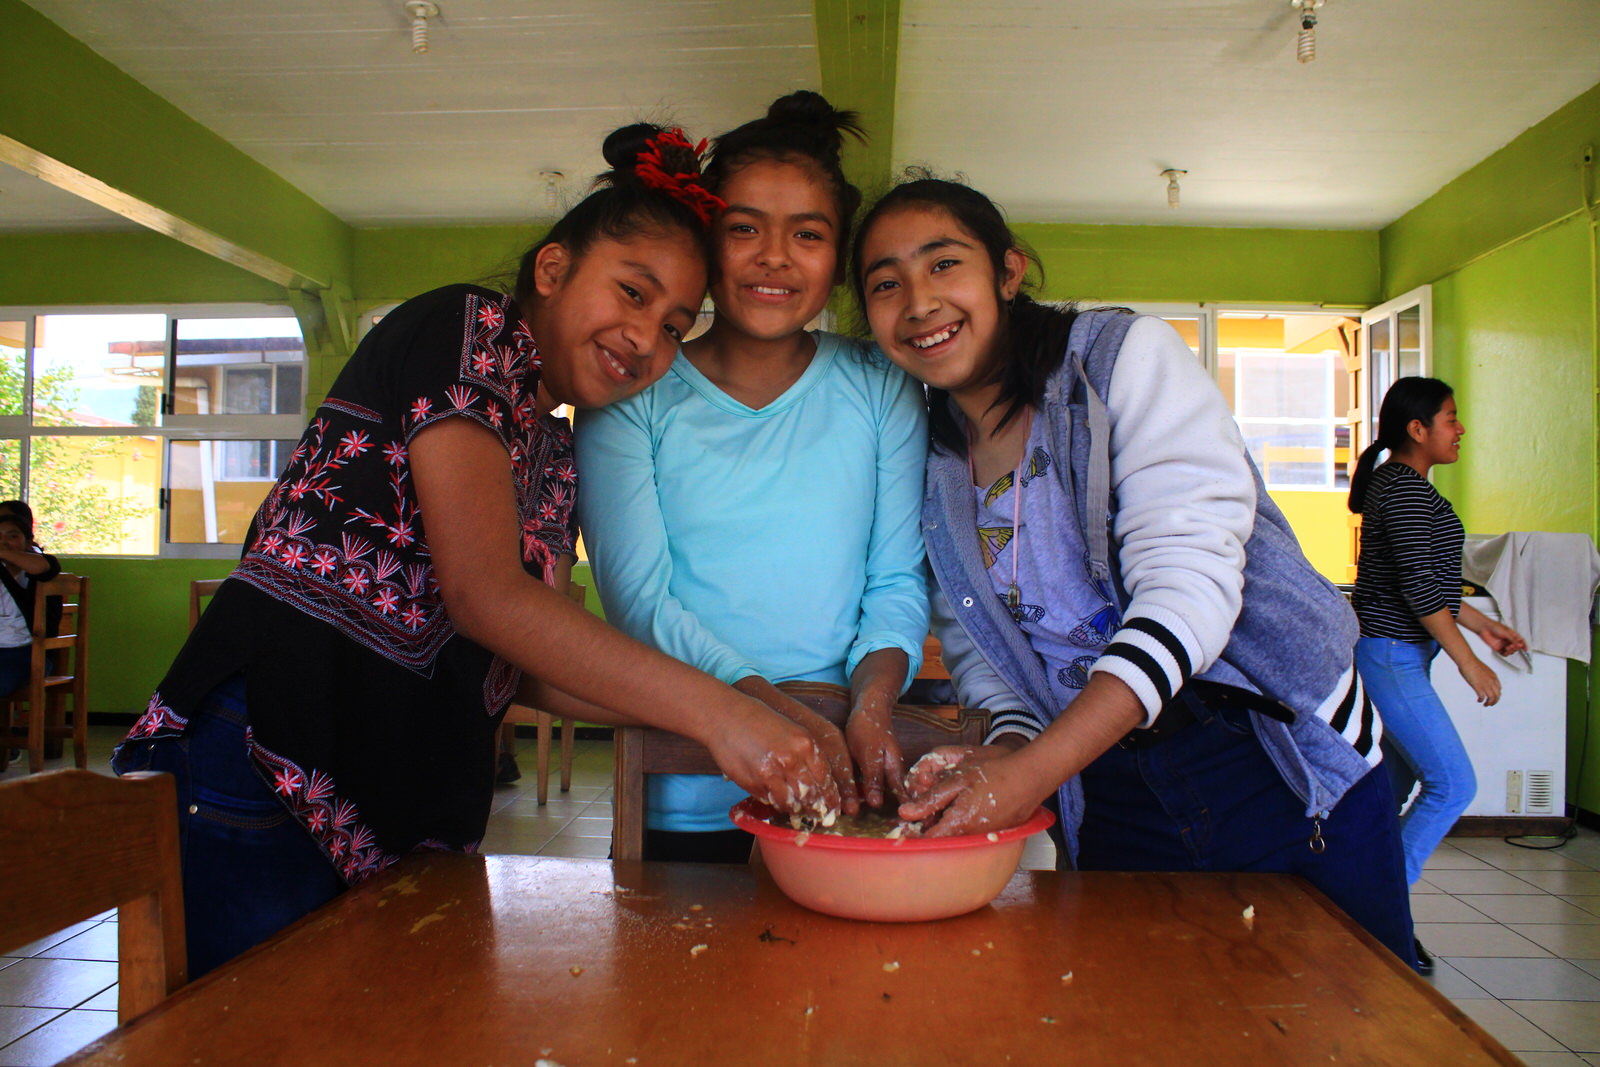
[113, 123, 837, 978]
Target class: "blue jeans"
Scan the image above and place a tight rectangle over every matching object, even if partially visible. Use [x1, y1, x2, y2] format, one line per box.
[1356, 637, 1476, 885]
[113, 677, 344, 978]
[0, 643, 30, 697]
[1077, 694, 1415, 968]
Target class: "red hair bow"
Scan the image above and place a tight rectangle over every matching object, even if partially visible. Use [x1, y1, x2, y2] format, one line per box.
[635, 127, 727, 226]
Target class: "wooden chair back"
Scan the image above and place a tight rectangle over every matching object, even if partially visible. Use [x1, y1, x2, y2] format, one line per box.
[916, 633, 949, 680]
[2, 573, 90, 774]
[0, 769, 187, 1021]
[189, 578, 226, 631]
[611, 681, 988, 861]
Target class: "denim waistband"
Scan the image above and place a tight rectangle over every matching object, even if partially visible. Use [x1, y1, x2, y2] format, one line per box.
[199, 674, 249, 728]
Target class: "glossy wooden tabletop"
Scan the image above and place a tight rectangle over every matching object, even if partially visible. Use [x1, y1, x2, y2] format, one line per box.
[68, 854, 1518, 1066]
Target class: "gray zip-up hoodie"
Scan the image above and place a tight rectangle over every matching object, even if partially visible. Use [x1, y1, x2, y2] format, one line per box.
[923, 311, 1382, 863]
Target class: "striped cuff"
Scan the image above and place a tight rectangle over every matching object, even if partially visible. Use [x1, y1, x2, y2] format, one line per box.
[1316, 667, 1382, 767]
[1089, 610, 1201, 727]
[983, 709, 1044, 746]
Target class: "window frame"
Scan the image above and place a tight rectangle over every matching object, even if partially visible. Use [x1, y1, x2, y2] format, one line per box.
[0, 301, 306, 559]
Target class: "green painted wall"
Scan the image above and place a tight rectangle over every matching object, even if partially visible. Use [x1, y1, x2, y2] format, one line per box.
[1019, 223, 1381, 305]
[3, 0, 353, 292]
[1382, 81, 1600, 299]
[1382, 81, 1600, 816]
[351, 226, 543, 311]
[814, 0, 901, 193]
[0, 232, 288, 306]
[58, 556, 236, 715]
[1429, 217, 1594, 534]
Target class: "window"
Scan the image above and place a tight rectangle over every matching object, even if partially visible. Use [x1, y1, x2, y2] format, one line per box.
[1108, 303, 1373, 583]
[1217, 311, 1359, 492]
[1358, 286, 1432, 461]
[0, 305, 305, 557]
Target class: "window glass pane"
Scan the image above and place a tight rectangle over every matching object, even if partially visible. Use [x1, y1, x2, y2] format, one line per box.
[1236, 353, 1329, 419]
[168, 438, 295, 545]
[1159, 316, 1202, 360]
[1237, 419, 1334, 486]
[26, 434, 158, 553]
[173, 317, 306, 417]
[32, 314, 166, 428]
[1217, 312, 1356, 492]
[0, 321, 26, 418]
[1368, 316, 1392, 414]
[1397, 305, 1424, 379]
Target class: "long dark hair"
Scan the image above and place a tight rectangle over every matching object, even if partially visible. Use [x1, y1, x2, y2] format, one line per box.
[1347, 376, 1454, 512]
[511, 123, 718, 303]
[704, 90, 866, 276]
[851, 177, 1096, 456]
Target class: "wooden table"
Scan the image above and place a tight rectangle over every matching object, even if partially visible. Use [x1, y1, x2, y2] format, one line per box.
[68, 855, 1518, 1066]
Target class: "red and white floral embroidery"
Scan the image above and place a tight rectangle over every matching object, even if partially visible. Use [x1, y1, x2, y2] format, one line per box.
[232, 290, 570, 674]
[127, 691, 188, 739]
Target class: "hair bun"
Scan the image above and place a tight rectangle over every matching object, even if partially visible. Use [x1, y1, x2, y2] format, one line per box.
[759, 90, 864, 162]
[600, 123, 660, 175]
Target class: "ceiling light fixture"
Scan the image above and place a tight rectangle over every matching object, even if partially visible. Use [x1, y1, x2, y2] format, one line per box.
[404, 2, 439, 55]
[1161, 169, 1186, 208]
[1291, 0, 1325, 63]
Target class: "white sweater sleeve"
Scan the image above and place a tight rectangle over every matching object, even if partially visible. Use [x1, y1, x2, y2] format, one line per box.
[1088, 317, 1255, 725]
[929, 584, 1044, 745]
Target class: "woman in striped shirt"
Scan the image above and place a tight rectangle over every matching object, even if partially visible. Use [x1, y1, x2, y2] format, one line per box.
[1350, 378, 1525, 957]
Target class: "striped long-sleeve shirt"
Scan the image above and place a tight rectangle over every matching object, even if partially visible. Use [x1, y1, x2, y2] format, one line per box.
[1352, 462, 1464, 641]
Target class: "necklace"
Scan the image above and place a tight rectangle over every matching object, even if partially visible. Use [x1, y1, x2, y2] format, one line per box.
[969, 409, 1034, 623]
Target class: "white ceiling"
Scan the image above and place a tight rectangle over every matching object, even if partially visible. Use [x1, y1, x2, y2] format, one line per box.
[899, 0, 1600, 227]
[8, 0, 1600, 235]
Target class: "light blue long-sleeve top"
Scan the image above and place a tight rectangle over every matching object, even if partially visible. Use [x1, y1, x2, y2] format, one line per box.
[574, 331, 930, 832]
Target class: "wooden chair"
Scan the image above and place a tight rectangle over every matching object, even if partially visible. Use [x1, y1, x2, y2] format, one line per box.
[916, 633, 949, 680]
[611, 680, 989, 861]
[1, 573, 90, 775]
[0, 769, 187, 1021]
[502, 581, 588, 803]
[189, 578, 225, 630]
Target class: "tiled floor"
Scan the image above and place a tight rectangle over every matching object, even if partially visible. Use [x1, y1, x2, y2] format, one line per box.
[4, 727, 1600, 1064]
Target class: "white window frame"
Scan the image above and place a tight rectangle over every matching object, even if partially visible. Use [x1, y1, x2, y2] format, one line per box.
[1359, 285, 1434, 452]
[0, 301, 306, 559]
[1112, 302, 1368, 492]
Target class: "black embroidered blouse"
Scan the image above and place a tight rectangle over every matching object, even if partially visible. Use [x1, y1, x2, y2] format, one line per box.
[114, 285, 575, 884]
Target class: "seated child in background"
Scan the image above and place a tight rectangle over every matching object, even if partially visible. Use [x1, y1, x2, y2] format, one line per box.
[0, 511, 60, 694]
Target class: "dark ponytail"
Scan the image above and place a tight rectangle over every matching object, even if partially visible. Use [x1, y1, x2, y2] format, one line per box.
[512, 123, 718, 303]
[851, 176, 1121, 457]
[704, 90, 866, 274]
[1347, 376, 1454, 512]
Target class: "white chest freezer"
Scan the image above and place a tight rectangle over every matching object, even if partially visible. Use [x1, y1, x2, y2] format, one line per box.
[1428, 597, 1567, 817]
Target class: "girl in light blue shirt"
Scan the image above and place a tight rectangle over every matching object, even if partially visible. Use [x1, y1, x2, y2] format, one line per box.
[576, 92, 929, 860]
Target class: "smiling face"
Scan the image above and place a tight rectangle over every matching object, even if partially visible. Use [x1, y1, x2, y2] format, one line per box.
[858, 205, 1026, 400]
[707, 158, 841, 344]
[524, 230, 706, 409]
[0, 520, 26, 556]
[1411, 396, 1464, 466]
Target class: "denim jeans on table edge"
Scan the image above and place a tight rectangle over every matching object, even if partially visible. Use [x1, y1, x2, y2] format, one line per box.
[1355, 636, 1476, 886]
[112, 676, 345, 979]
[1076, 692, 1415, 968]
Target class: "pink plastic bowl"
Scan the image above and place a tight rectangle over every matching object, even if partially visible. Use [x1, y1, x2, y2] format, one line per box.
[730, 798, 1055, 922]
